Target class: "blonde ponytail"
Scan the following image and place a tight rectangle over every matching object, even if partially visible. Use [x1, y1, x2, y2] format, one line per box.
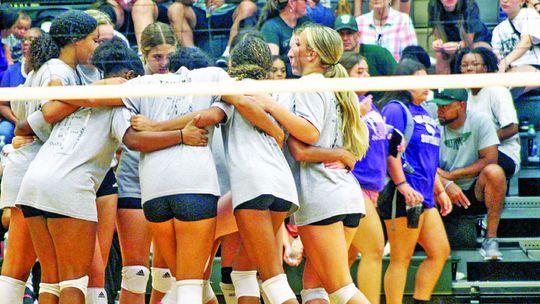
[304, 25, 369, 160]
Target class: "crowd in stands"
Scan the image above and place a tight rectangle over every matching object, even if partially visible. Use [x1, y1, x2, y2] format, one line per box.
[0, 0, 539, 303]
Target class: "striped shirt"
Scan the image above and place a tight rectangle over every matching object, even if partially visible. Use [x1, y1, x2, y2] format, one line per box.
[356, 8, 417, 61]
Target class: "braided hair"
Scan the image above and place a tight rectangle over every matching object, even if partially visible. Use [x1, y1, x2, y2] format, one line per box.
[228, 36, 272, 80]
[28, 33, 60, 72]
[49, 10, 97, 48]
[169, 47, 213, 71]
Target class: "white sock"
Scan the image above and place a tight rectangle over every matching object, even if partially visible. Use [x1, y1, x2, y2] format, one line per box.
[222, 46, 230, 57]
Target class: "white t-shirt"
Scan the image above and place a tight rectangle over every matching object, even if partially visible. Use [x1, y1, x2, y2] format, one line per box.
[290, 73, 365, 226]
[492, 8, 540, 67]
[439, 111, 500, 190]
[121, 67, 234, 203]
[467, 87, 520, 173]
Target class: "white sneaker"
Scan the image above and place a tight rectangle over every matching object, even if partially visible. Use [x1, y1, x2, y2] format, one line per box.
[480, 238, 503, 261]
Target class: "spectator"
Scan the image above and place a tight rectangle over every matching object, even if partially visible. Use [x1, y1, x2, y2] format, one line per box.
[378, 59, 451, 304]
[270, 55, 287, 79]
[356, 0, 417, 61]
[258, 0, 311, 77]
[354, 0, 412, 16]
[492, 0, 540, 73]
[0, 6, 18, 79]
[455, 47, 520, 178]
[307, 0, 335, 27]
[429, 0, 492, 74]
[401, 45, 432, 69]
[434, 88, 506, 261]
[93, 0, 170, 52]
[167, 0, 258, 62]
[334, 14, 397, 100]
[3, 11, 32, 64]
[527, 0, 540, 12]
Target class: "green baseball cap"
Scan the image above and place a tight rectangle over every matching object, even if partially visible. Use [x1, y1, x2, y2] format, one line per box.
[334, 14, 358, 32]
[432, 88, 468, 105]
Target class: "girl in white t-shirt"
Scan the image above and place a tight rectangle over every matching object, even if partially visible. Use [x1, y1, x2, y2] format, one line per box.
[492, 0, 540, 72]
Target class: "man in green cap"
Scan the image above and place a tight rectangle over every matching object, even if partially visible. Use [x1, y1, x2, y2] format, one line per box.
[334, 14, 397, 77]
[434, 88, 506, 261]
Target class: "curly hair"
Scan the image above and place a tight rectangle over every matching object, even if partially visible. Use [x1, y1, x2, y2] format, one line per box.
[92, 37, 144, 78]
[49, 10, 97, 48]
[228, 36, 272, 80]
[169, 46, 213, 71]
[28, 33, 60, 72]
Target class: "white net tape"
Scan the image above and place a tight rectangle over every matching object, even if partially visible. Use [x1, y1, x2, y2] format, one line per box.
[1, 72, 539, 101]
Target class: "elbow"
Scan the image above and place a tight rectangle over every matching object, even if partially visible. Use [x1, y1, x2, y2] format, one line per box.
[42, 110, 60, 124]
[123, 130, 146, 152]
[289, 145, 306, 162]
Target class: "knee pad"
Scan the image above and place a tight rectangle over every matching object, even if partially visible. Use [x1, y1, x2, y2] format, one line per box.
[176, 279, 204, 303]
[328, 283, 358, 304]
[39, 282, 60, 297]
[151, 267, 173, 293]
[261, 274, 296, 304]
[59, 276, 89, 297]
[121, 265, 150, 294]
[86, 287, 107, 304]
[219, 282, 236, 304]
[160, 284, 177, 304]
[231, 270, 259, 298]
[203, 280, 216, 303]
[0, 275, 26, 302]
[301, 288, 329, 304]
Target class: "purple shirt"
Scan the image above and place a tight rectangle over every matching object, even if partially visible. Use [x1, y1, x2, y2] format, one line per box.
[0, 42, 8, 82]
[381, 101, 440, 208]
[353, 103, 389, 191]
[307, 3, 335, 27]
[0, 62, 25, 88]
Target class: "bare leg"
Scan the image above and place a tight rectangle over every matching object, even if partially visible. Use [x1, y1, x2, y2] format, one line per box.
[117, 209, 152, 304]
[475, 164, 506, 238]
[227, 0, 258, 49]
[1, 207, 37, 280]
[132, 0, 159, 51]
[414, 208, 450, 301]
[168, 2, 197, 47]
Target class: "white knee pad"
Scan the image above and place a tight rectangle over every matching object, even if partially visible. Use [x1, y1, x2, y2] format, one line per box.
[59, 276, 89, 297]
[301, 288, 329, 304]
[328, 283, 358, 304]
[261, 274, 296, 304]
[160, 284, 177, 304]
[39, 282, 61, 297]
[121, 265, 150, 294]
[86, 287, 107, 304]
[203, 280, 216, 303]
[219, 282, 236, 304]
[231, 270, 259, 299]
[176, 279, 204, 303]
[151, 267, 173, 293]
[0, 275, 26, 303]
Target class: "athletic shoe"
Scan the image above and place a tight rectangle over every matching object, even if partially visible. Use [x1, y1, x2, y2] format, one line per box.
[22, 286, 34, 304]
[215, 56, 229, 69]
[480, 238, 503, 261]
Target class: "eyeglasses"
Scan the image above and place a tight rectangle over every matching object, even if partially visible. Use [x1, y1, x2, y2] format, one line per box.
[460, 62, 484, 70]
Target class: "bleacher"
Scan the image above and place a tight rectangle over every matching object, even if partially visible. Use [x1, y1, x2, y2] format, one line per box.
[2, 1, 540, 303]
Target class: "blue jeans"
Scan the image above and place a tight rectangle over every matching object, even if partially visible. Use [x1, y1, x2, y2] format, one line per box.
[0, 120, 15, 144]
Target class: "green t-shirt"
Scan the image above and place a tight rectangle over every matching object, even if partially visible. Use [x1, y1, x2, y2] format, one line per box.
[359, 43, 397, 100]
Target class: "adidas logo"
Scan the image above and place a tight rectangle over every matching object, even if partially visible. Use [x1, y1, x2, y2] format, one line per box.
[98, 292, 106, 298]
[136, 270, 145, 276]
[163, 272, 171, 279]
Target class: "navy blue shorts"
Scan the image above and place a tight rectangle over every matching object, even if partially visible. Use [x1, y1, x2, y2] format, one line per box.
[97, 168, 118, 198]
[235, 194, 292, 212]
[19, 205, 68, 219]
[143, 193, 218, 223]
[310, 213, 363, 228]
[118, 197, 142, 209]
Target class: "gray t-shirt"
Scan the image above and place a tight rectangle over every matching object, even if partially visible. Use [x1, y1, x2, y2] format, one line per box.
[212, 128, 230, 195]
[76, 64, 101, 85]
[222, 82, 298, 210]
[439, 111, 500, 190]
[17, 107, 130, 221]
[121, 67, 234, 203]
[117, 145, 141, 199]
[290, 74, 365, 226]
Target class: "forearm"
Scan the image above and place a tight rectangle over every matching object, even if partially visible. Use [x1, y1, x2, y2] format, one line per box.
[227, 96, 284, 141]
[0, 104, 17, 124]
[502, 37, 532, 67]
[287, 136, 343, 163]
[497, 124, 518, 141]
[267, 103, 319, 145]
[154, 108, 224, 131]
[387, 156, 407, 184]
[434, 175, 445, 196]
[41, 101, 79, 124]
[123, 127, 183, 152]
[14, 119, 34, 136]
[448, 159, 492, 180]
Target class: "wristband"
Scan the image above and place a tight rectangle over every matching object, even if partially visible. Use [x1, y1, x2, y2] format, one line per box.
[395, 181, 408, 188]
[444, 180, 454, 190]
[180, 129, 184, 144]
